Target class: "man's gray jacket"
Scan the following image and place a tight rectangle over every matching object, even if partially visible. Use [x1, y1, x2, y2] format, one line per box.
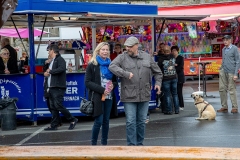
[109, 50, 163, 102]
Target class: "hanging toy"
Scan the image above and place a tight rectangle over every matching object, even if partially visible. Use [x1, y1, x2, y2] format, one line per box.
[207, 21, 218, 33]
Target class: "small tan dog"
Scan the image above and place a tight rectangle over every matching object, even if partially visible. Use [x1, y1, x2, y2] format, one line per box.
[191, 92, 216, 120]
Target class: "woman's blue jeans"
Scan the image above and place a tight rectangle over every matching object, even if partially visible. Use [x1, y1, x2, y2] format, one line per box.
[162, 78, 180, 113]
[124, 101, 149, 146]
[91, 99, 112, 145]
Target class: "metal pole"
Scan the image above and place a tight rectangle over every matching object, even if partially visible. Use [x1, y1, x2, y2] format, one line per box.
[35, 15, 47, 60]
[28, 14, 37, 125]
[10, 17, 28, 55]
[156, 19, 165, 47]
[91, 22, 96, 51]
[152, 18, 156, 52]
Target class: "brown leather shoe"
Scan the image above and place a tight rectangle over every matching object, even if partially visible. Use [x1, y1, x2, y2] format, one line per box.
[231, 109, 238, 113]
[217, 108, 228, 113]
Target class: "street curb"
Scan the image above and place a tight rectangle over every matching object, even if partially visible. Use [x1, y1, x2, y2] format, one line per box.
[0, 146, 239, 159]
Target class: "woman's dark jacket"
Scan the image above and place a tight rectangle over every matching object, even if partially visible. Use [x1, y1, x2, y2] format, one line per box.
[19, 57, 29, 72]
[85, 62, 118, 117]
[175, 55, 185, 83]
[48, 54, 66, 89]
[0, 57, 19, 74]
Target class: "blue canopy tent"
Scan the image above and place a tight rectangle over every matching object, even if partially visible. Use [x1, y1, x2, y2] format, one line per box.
[2, 0, 158, 124]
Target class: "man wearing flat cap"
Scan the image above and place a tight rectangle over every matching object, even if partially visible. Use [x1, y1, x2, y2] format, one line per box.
[109, 36, 163, 146]
[217, 35, 240, 114]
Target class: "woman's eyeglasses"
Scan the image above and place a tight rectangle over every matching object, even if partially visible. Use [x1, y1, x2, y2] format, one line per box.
[2, 53, 9, 56]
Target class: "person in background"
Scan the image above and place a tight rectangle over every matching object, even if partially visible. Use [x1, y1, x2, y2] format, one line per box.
[171, 46, 185, 111]
[43, 55, 62, 127]
[153, 43, 165, 57]
[0, 48, 18, 74]
[158, 45, 180, 115]
[1, 38, 17, 63]
[109, 36, 162, 146]
[152, 43, 165, 110]
[106, 36, 114, 55]
[217, 35, 240, 114]
[19, 52, 29, 73]
[44, 44, 78, 130]
[85, 42, 117, 145]
[110, 43, 122, 60]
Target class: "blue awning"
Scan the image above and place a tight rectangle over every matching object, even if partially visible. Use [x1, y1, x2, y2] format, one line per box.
[14, 0, 157, 16]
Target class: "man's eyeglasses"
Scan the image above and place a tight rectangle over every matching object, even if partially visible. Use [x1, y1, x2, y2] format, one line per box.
[164, 50, 170, 53]
[2, 53, 9, 55]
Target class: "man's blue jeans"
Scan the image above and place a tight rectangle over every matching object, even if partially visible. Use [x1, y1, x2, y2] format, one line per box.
[124, 101, 149, 146]
[91, 99, 112, 145]
[162, 78, 180, 113]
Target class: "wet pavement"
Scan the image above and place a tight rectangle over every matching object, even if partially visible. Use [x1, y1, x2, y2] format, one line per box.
[1, 78, 240, 147]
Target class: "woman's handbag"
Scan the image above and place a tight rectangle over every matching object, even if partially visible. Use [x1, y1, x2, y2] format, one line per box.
[80, 90, 94, 116]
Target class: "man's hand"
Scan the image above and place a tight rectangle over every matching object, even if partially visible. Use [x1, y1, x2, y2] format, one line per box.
[154, 85, 161, 95]
[129, 72, 133, 79]
[153, 52, 158, 56]
[44, 72, 50, 77]
[233, 75, 238, 81]
[46, 69, 50, 73]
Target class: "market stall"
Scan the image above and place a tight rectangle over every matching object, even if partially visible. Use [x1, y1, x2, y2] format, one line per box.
[157, 1, 240, 78]
[0, 0, 158, 124]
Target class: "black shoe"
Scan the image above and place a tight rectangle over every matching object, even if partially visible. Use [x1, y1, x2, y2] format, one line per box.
[44, 126, 57, 131]
[68, 118, 78, 130]
[175, 112, 179, 114]
[164, 112, 172, 115]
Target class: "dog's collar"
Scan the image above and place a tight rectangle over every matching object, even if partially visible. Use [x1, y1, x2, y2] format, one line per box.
[194, 101, 207, 105]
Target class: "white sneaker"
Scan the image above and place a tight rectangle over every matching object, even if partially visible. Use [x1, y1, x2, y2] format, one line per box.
[180, 107, 184, 111]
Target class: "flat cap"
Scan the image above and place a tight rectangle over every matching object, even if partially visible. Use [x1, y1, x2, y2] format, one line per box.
[222, 35, 232, 39]
[124, 36, 139, 46]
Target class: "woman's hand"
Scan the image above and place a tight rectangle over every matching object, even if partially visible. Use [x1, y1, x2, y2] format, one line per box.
[4, 69, 10, 74]
[104, 89, 110, 96]
[107, 83, 114, 92]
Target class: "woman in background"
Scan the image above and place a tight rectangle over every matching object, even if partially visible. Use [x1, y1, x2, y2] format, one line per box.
[19, 52, 28, 72]
[171, 46, 185, 110]
[0, 48, 18, 74]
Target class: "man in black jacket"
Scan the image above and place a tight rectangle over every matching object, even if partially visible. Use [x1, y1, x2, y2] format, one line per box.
[44, 44, 78, 130]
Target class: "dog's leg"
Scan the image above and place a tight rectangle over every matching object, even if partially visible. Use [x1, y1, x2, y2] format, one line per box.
[195, 117, 208, 120]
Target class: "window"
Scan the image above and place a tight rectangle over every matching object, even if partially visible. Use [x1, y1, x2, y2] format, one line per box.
[42, 28, 60, 38]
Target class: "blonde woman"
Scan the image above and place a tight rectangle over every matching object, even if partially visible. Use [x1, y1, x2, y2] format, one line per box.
[85, 42, 117, 145]
[0, 48, 18, 74]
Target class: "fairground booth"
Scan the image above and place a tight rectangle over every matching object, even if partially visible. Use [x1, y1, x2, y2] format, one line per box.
[157, 1, 240, 79]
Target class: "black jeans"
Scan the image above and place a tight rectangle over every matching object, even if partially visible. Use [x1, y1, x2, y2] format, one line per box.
[49, 88, 75, 128]
[45, 97, 62, 125]
[177, 83, 184, 108]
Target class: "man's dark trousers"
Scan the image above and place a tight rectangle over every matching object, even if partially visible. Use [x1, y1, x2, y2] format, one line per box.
[49, 88, 75, 128]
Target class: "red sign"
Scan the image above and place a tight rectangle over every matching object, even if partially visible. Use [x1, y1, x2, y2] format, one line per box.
[184, 58, 222, 76]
